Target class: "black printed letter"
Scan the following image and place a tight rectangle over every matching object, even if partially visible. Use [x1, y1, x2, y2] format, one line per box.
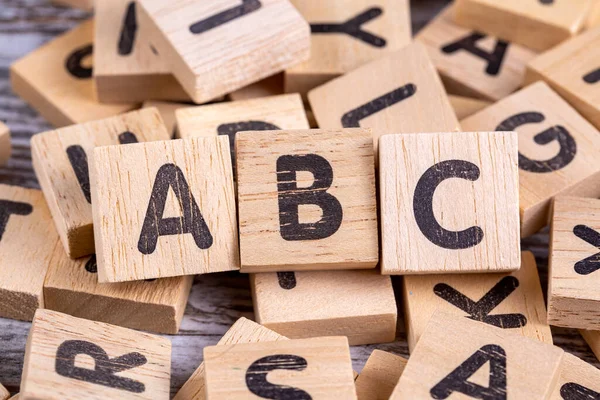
[442, 32, 508, 76]
[413, 160, 483, 250]
[65, 44, 93, 79]
[430, 345, 507, 400]
[560, 383, 600, 400]
[190, 0, 262, 34]
[584, 68, 600, 84]
[276, 154, 342, 241]
[118, 2, 137, 55]
[55, 340, 147, 393]
[311, 8, 386, 47]
[245, 354, 312, 400]
[138, 164, 213, 254]
[0, 200, 33, 241]
[496, 112, 576, 173]
[341, 84, 416, 128]
[277, 272, 297, 290]
[572, 225, 600, 275]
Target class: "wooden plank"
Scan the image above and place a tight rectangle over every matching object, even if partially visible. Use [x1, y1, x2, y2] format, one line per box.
[355, 350, 407, 400]
[91, 136, 239, 282]
[379, 131, 521, 275]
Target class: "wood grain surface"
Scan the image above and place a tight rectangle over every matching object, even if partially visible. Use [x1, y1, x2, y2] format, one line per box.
[0, 0, 597, 397]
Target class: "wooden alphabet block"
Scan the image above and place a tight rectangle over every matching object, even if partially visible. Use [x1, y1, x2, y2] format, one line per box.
[136, 0, 310, 104]
[20, 309, 171, 400]
[204, 336, 357, 399]
[91, 136, 239, 282]
[0, 383, 9, 400]
[403, 251, 551, 352]
[251, 269, 396, 345]
[52, 0, 93, 10]
[548, 196, 600, 330]
[94, 0, 189, 103]
[550, 353, 600, 400]
[308, 43, 460, 152]
[10, 20, 138, 128]
[236, 128, 378, 272]
[525, 26, 600, 131]
[0, 121, 11, 166]
[580, 329, 600, 361]
[417, 6, 537, 101]
[142, 101, 189, 138]
[379, 131, 520, 275]
[448, 95, 491, 120]
[174, 317, 286, 400]
[44, 246, 193, 334]
[390, 312, 564, 399]
[0, 185, 59, 321]
[31, 108, 171, 259]
[355, 350, 407, 400]
[229, 73, 284, 102]
[285, 0, 411, 97]
[453, 0, 592, 51]
[461, 82, 600, 238]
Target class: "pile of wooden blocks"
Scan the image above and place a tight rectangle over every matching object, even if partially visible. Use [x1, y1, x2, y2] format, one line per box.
[1, 0, 600, 398]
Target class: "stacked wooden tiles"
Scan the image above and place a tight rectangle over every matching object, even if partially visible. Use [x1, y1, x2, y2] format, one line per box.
[3, 0, 600, 398]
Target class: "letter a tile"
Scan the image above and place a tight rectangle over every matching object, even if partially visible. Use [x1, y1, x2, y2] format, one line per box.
[91, 136, 239, 282]
[20, 309, 171, 400]
[236, 128, 378, 273]
[379, 131, 520, 274]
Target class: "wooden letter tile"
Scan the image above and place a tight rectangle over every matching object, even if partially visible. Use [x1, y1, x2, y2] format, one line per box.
[0, 185, 59, 321]
[142, 101, 189, 138]
[548, 196, 600, 330]
[136, 0, 310, 104]
[379, 131, 520, 275]
[20, 309, 171, 400]
[403, 251, 551, 352]
[204, 336, 357, 399]
[581, 329, 600, 362]
[461, 82, 600, 238]
[454, 0, 592, 51]
[308, 43, 460, 152]
[550, 353, 600, 400]
[526, 26, 600, 131]
[10, 20, 138, 128]
[236, 128, 378, 272]
[31, 108, 171, 259]
[390, 312, 564, 399]
[44, 247, 193, 334]
[285, 0, 411, 96]
[355, 350, 407, 400]
[417, 6, 537, 101]
[94, 0, 189, 103]
[251, 269, 396, 345]
[0, 383, 9, 400]
[448, 95, 491, 120]
[174, 317, 286, 400]
[0, 121, 11, 166]
[91, 136, 239, 282]
[229, 73, 284, 102]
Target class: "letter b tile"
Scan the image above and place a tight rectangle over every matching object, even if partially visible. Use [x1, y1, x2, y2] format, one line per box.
[379, 131, 520, 275]
[236, 128, 378, 272]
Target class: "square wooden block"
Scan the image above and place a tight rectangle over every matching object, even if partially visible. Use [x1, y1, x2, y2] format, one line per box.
[379, 131, 520, 275]
[403, 251, 551, 352]
[136, 0, 310, 104]
[142, 101, 189, 138]
[308, 43, 460, 152]
[0, 121, 11, 166]
[94, 0, 189, 103]
[44, 246, 193, 334]
[174, 317, 286, 400]
[20, 309, 171, 400]
[236, 128, 378, 272]
[454, 0, 591, 51]
[526, 26, 600, 131]
[390, 312, 564, 399]
[91, 136, 239, 282]
[31, 108, 171, 259]
[229, 73, 284, 102]
[355, 350, 407, 400]
[251, 269, 396, 345]
[204, 336, 356, 400]
[548, 196, 600, 330]
[550, 353, 600, 400]
[448, 95, 490, 120]
[10, 20, 138, 128]
[461, 82, 600, 238]
[0, 185, 59, 321]
[417, 6, 537, 101]
[285, 0, 411, 96]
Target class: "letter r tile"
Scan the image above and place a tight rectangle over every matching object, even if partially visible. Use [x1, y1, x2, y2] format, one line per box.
[236, 128, 378, 273]
[379, 131, 520, 275]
